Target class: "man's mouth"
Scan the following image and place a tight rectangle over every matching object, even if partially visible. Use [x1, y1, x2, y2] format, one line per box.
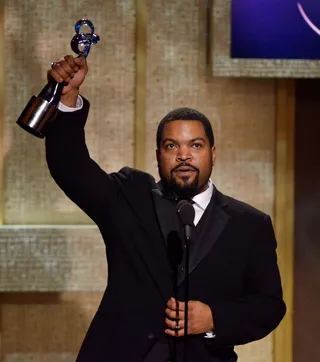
[174, 167, 196, 174]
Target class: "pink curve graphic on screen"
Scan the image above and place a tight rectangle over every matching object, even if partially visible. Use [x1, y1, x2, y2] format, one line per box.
[297, 2, 320, 36]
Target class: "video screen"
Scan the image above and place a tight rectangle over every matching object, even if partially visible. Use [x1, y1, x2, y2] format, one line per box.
[231, 0, 320, 60]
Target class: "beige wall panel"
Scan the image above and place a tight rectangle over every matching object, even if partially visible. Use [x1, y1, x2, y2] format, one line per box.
[146, 1, 275, 361]
[0, 227, 106, 291]
[1, 292, 102, 360]
[5, 353, 75, 362]
[3, 0, 135, 224]
[3, 353, 76, 362]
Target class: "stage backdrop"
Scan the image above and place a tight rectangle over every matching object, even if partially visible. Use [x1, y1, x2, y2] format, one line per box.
[1, 1, 278, 361]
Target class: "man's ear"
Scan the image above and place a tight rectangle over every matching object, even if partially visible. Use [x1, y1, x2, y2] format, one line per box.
[211, 146, 216, 166]
[156, 149, 160, 163]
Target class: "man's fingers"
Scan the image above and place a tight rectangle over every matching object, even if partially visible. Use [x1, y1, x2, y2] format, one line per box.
[64, 55, 81, 72]
[51, 62, 72, 83]
[165, 307, 184, 320]
[49, 55, 84, 82]
[165, 326, 185, 337]
[165, 318, 186, 337]
[165, 317, 185, 330]
[165, 300, 213, 337]
[167, 298, 185, 311]
[59, 60, 75, 78]
[74, 55, 87, 68]
[48, 69, 64, 83]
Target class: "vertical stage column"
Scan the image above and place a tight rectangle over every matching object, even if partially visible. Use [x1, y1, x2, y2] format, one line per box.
[274, 79, 295, 362]
[134, 0, 147, 171]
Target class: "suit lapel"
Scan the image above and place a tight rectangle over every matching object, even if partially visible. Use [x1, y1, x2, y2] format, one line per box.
[120, 174, 173, 301]
[151, 188, 186, 271]
[151, 188, 178, 247]
[177, 190, 230, 286]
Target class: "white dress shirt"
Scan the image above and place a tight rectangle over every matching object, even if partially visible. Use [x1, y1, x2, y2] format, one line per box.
[192, 180, 213, 226]
[58, 96, 83, 112]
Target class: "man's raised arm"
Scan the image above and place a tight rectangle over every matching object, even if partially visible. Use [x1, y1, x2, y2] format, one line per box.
[45, 55, 120, 224]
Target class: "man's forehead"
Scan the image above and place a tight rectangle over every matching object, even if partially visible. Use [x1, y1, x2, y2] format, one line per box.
[162, 119, 205, 132]
[161, 120, 209, 144]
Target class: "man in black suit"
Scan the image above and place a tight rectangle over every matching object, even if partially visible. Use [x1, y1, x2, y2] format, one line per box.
[46, 55, 286, 362]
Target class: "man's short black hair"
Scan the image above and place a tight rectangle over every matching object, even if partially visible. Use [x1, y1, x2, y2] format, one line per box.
[156, 107, 214, 149]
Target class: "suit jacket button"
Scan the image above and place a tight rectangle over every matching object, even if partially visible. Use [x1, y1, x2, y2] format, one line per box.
[147, 333, 155, 340]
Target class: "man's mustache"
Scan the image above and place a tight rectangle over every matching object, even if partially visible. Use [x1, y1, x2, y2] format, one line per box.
[171, 162, 199, 173]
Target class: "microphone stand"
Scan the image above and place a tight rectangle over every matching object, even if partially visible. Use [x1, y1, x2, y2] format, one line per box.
[176, 199, 195, 362]
[167, 230, 183, 362]
[183, 224, 191, 362]
[172, 266, 178, 362]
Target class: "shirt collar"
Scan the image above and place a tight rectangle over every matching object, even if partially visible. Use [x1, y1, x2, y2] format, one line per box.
[192, 179, 213, 210]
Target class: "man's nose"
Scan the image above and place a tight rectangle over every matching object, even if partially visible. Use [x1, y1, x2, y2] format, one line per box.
[176, 147, 192, 161]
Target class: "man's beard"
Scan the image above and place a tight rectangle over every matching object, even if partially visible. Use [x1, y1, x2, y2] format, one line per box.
[159, 162, 200, 198]
[169, 173, 199, 198]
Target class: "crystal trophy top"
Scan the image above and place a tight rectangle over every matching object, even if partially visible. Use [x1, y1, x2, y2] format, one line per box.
[71, 19, 100, 57]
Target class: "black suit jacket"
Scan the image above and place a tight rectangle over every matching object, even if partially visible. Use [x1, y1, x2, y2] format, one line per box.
[45, 99, 286, 362]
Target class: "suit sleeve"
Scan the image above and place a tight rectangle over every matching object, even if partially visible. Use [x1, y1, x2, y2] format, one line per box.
[208, 214, 286, 348]
[45, 97, 122, 224]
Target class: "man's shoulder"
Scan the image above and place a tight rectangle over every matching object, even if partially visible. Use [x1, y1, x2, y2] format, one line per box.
[216, 190, 267, 220]
[117, 166, 154, 180]
[112, 166, 156, 189]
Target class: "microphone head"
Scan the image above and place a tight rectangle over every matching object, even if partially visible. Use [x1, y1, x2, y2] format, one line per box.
[176, 199, 195, 226]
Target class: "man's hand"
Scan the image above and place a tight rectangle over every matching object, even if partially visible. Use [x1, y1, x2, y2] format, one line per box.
[47, 55, 88, 107]
[165, 298, 214, 337]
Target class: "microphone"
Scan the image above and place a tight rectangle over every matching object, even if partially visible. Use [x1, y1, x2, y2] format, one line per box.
[176, 199, 195, 238]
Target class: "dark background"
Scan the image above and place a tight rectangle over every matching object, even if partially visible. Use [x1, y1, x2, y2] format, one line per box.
[294, 79, 320, 361]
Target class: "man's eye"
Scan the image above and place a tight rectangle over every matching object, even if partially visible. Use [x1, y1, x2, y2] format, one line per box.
[165, 144, 176, 149]
[192, 143, 202, 148]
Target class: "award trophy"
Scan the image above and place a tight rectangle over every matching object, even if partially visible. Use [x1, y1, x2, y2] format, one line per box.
[16, 19, 100, 138]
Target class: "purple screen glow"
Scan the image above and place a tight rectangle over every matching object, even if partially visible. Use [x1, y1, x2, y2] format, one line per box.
[231, 0, 320, 60]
